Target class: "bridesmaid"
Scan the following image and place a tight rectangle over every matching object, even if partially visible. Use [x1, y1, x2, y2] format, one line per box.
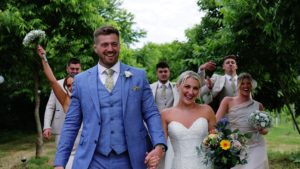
[216, 72, 269, 169]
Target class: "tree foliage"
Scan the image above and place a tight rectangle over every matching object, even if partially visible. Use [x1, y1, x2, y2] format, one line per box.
[184, 0, 300, 112]
[0, 0, 145, 98]
[0, 0, 145, 137]
[133, 41, 191, 83]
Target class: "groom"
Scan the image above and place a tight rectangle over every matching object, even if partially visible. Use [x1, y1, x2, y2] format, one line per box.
[54, 25, 166, 169]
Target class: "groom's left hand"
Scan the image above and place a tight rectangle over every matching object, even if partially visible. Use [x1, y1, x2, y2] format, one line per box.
[144, 146, 165, 169]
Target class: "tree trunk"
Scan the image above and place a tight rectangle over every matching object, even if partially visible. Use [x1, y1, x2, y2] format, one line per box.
[286, 104, 300, 134]
[33, 71, 43, 158]
[279, 81, 300, 135]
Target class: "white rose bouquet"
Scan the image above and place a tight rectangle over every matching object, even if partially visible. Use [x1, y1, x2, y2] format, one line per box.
[248, 110, 272, 130]
[23, 30, 46, 47]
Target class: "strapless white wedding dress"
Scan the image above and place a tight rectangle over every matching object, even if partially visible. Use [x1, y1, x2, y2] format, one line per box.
[167, 117, 211, 169]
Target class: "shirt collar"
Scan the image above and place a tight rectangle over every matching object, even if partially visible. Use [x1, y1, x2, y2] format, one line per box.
[225, 74, 238, 81]
[158, 80, 171, 88]
[98, 61, 120, 75]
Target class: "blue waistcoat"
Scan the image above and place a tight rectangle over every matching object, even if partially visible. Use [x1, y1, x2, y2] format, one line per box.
[96, 76, 127, 156]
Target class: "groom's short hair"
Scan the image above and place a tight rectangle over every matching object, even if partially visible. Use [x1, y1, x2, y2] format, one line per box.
[94, 25, 120, 43]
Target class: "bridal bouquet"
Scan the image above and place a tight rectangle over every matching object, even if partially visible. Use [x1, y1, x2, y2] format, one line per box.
[199, 118, 250, 169]
[23, 29, 46, 47]
[248, 110, 272, 130]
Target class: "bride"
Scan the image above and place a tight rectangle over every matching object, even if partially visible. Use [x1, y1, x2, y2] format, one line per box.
[159, 71, 216, 169]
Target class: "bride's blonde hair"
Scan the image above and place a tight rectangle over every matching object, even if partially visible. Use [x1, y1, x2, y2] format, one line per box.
[176, 71, 201, 88]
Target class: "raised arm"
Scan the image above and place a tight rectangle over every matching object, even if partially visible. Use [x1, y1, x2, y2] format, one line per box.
[36, 45, 68, 112]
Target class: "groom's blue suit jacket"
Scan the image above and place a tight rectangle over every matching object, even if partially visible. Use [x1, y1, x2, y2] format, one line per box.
[54, 63, 166, 169]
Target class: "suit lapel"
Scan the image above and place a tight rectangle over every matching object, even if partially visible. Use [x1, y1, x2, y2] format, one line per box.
[151, 82, 158, 97]
[212, 75, 226, 97]
[120, 63, 131, 118]
[88, 65, 101, 118]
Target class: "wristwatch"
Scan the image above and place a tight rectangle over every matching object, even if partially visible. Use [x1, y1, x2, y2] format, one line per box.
[155, 144, 167, 152]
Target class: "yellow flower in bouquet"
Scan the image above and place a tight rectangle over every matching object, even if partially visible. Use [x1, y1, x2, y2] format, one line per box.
[220, 140, 231, 150]
[198, 118, 250, 168]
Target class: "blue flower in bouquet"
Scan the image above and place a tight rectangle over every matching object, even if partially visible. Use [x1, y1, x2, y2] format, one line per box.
[216, 118, 229, 131]
[198, 118, 250, 169]
[248, 110, 272, 130]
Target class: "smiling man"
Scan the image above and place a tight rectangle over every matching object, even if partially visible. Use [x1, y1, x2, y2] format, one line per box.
[54, 25, 166, 169]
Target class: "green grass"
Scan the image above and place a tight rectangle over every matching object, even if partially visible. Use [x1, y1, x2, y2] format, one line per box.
[0, 130, 55, 169]
[265, 121, 300, 169]
[0, 130, 36, 158]
[27, 156, 53, 169]
[268, 151, 300, 169]
[1, 121, 300, 169]
[265, 121, 300, 152]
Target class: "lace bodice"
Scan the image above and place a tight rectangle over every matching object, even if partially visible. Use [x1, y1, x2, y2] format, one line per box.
[168, 117, 210, 169]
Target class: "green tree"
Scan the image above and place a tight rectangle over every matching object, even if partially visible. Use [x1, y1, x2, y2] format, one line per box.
[187, 0, 300, 132]
[133, 41, 189, 83]
[0, 0, 144, 157]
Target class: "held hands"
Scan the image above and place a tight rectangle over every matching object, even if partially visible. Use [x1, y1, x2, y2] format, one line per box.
[144, 146, 165, 169]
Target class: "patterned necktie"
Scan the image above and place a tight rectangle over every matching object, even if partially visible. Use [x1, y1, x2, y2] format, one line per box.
[161, 84, 167, 97]
[105, 69, 114, 92]
[231, 77, 236, 96]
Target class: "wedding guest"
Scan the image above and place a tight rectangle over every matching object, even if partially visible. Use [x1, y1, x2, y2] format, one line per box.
[37, 46, 81, 169]
[199, 55, 239, 112]
[150, 61, 179, 111]
[150, 62, 179, 169]
[43, 58, 81, 143]
[216, 72, 269, 169]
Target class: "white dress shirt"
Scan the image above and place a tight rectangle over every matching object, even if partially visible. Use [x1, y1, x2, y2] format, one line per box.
[97, 61, 120, 86]
[225, 74, 237, 87]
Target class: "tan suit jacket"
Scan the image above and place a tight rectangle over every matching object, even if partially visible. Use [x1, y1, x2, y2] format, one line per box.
[150, 81, 179, 108]
[200, 74, 226, 104]
[43, 79, 66, 134]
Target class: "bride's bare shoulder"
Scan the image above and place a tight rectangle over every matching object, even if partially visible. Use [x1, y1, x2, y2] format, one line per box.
[161, 107, 175, 115]
[161, 107, 178, 119]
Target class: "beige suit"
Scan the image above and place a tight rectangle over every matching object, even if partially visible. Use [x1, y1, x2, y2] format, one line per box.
[43, 79, 65, 142]
[150, 81, 179, 108]
[200, 74, 228, 104]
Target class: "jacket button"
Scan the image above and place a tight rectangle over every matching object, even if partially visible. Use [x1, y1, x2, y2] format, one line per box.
[94, 140, 97, 144]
